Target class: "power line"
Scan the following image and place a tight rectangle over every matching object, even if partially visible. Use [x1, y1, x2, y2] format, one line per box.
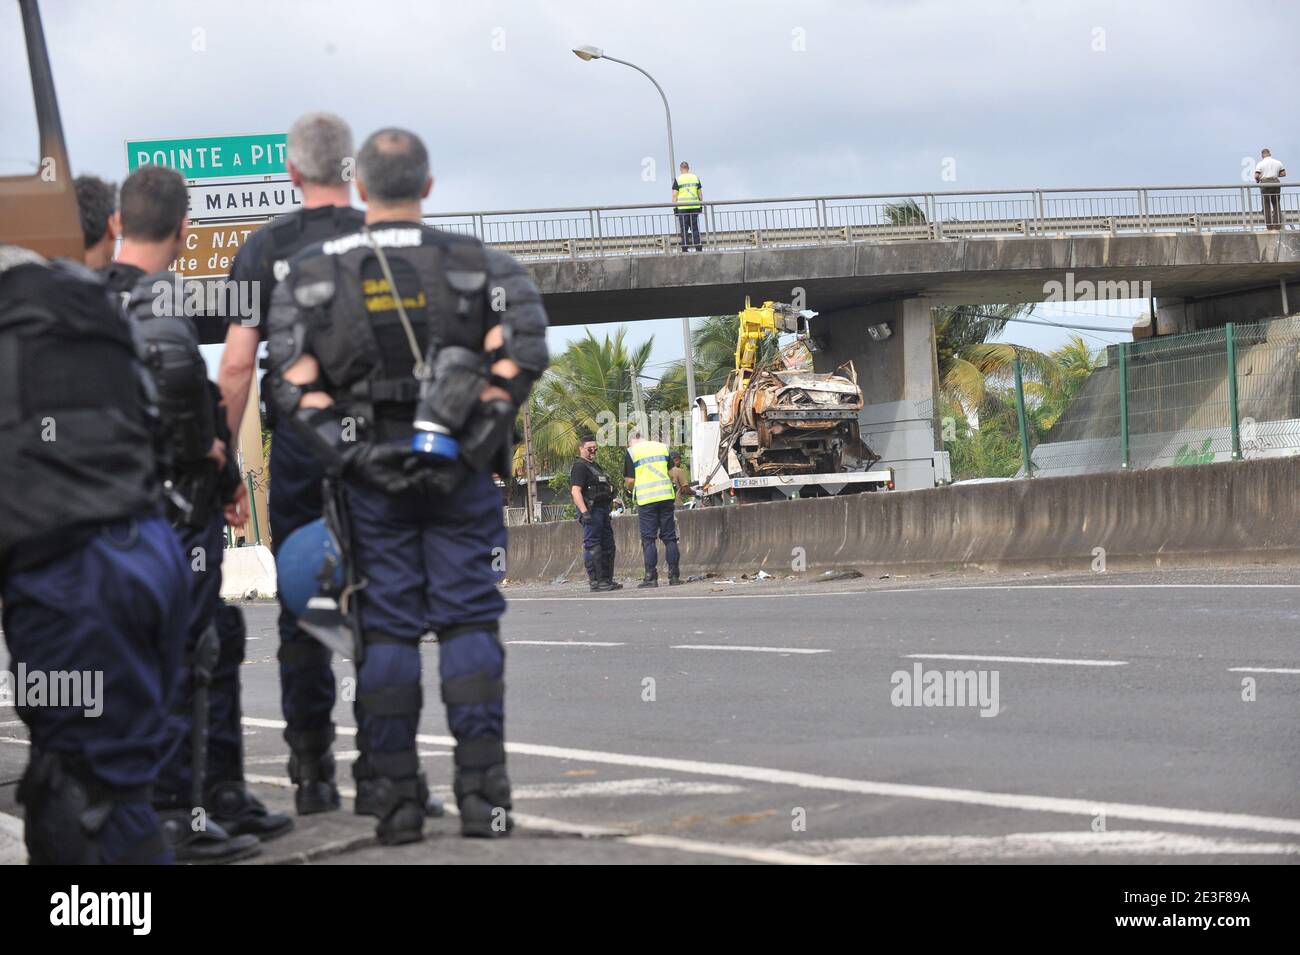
[1000, 313, 1135, 334]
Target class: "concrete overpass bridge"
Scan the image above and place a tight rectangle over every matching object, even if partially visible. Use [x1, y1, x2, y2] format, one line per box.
[421, 183, 1300, 325]
[199, 183, 1300, 491]
[434, 183, 1299, 491]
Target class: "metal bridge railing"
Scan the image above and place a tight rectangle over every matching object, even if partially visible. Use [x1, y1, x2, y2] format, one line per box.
[417, 184, 1298, 262]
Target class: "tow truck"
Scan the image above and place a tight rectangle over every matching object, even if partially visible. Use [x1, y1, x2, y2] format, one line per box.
[691, 298, 894, 504]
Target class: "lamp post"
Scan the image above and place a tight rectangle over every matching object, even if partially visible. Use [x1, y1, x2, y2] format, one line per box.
[573, 45, 698, 411]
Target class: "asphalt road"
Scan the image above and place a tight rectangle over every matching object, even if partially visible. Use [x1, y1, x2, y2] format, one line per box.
[3, 564, 1298, 864]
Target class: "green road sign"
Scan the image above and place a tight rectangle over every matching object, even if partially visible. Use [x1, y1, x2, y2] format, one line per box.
[126, 133, 287, 180]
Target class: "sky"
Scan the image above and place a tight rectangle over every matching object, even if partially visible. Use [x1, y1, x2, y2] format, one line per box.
[5, 0, 1297, 377]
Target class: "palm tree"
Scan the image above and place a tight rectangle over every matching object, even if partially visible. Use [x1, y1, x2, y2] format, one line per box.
[933, 303, 1062, 429]
[659, 312, 786, 408]
[881, 198, 927, 228]
[1026, 334, 1105, 430]
[519, 327, 653, 478]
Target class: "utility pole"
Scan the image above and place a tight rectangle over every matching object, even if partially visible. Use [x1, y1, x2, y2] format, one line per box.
[631, 375, 648, 435]
[522, 401, 540, 523]
[572, 45, 697, 409]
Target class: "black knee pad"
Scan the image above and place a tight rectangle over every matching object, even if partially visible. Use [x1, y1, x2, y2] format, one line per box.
[285, 726, 336, 783]
[17, 750, 158, 865]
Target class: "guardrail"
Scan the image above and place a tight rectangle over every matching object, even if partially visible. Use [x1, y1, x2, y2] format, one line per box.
[419, 184, 1298, 262]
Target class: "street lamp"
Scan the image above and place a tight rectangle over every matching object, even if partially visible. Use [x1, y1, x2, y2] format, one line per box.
[573, 44, 697, 409]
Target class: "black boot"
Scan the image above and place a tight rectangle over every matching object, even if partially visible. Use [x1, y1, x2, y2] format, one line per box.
[454, 763, 514, 838]
[368, 776, 426, 846]
[206, 780, 294, 840]
[668, 565, 682, 586]
[286, 728, 341, 815]
[157, 807, 262, 864]
[355, 758, 445, 819]
[601, 551, 623, 590]
[638, 573, 658, 589]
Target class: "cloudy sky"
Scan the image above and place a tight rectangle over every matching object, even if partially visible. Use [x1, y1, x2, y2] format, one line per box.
[6, 0, 1297, 372]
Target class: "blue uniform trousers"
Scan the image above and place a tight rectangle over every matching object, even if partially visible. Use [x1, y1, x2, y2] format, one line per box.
[637, 500, 680, 577]
[269, 425, 336, 753]
[2, 516, 188, 863]
[344, 470, 507, 783]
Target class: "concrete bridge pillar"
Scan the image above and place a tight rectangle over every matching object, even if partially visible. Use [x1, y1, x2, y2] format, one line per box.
[1156, 279, 1299, 335]
[811, 297, 941, 492]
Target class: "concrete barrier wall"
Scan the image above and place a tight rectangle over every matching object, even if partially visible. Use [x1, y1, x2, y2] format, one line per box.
[505, 456, 1300, 581]
[220, 544, 278, 599]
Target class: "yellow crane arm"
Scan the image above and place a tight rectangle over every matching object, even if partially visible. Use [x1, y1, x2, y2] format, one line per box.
[734, 297, 805, 377]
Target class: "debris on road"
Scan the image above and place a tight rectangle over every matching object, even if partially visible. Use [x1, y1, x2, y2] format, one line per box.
[817, 569, 864, 582]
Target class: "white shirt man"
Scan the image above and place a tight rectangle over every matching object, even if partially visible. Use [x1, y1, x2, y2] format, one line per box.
[1255, 151, 1285, 181]
[1254, 149, 1287, 229]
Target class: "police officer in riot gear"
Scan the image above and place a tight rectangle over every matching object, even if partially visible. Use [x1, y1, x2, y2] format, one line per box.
[0, 244, 188, 864]
[570, 434, 621, 591]
[104, 166, 290, 861]
[217, 112, 386, 817]
[268, 128, 548, 844]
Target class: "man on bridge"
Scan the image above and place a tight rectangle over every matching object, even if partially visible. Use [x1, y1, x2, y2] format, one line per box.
[672, 161, 704, 251]
[1254, 148, 1287, 230]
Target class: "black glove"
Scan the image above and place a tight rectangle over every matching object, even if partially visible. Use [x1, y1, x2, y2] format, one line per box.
[340, 444, 424, 495]
[578, 511, 591, 526]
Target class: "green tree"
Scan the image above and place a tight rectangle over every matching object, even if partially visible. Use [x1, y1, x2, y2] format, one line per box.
[933, 304, 1063, 418]
[1027, 334, 1105, 430]
[659, 311, 785, 408]
[520, 327, 653, 479]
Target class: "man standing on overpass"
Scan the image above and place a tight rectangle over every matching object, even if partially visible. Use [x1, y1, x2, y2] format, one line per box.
[1254, 148, 1287, 230]
[626, 431, 682, 587]
[672, 161, 703, 252]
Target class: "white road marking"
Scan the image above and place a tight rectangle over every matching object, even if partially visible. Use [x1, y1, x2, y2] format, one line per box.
[673, 644, 830, 655]
[506, 641, 626, 647]
[876, 584, 1300, 592]
[0, 810, 25, 866]
[906, 653, 1128, 667]
[506, 582, 1300, 602]
[1228, 667, 1300, 674]
[240, 717, 1300, 837]
[0, 720, 24, 727]
[245, 770, 824, 862]
[789, 830, 1300, 861]
[623, 834, 847, 865]
[0, 736, 29, 746]
[512, 777, 744, 800]
[245, 771, 623, 838]
[0, 811, 24, 839]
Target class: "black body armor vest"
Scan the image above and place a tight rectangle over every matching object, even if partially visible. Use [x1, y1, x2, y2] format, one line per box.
[0, 255, 161, 571]
[109, 268, 223, 527]
[574, 458, 614, 508]
[289, 224, 492, 443]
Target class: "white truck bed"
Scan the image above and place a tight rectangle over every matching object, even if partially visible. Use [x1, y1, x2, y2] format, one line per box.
[709, 468, 894, 500]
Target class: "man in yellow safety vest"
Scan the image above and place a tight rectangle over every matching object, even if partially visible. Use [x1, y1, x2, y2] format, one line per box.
[624, 431, 682, 587]
[672, 161, 703, 252]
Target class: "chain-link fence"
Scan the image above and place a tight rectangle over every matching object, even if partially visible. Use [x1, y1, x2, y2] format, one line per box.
[504, 504, 574, 527]
[1029, 315, 1300, 477]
